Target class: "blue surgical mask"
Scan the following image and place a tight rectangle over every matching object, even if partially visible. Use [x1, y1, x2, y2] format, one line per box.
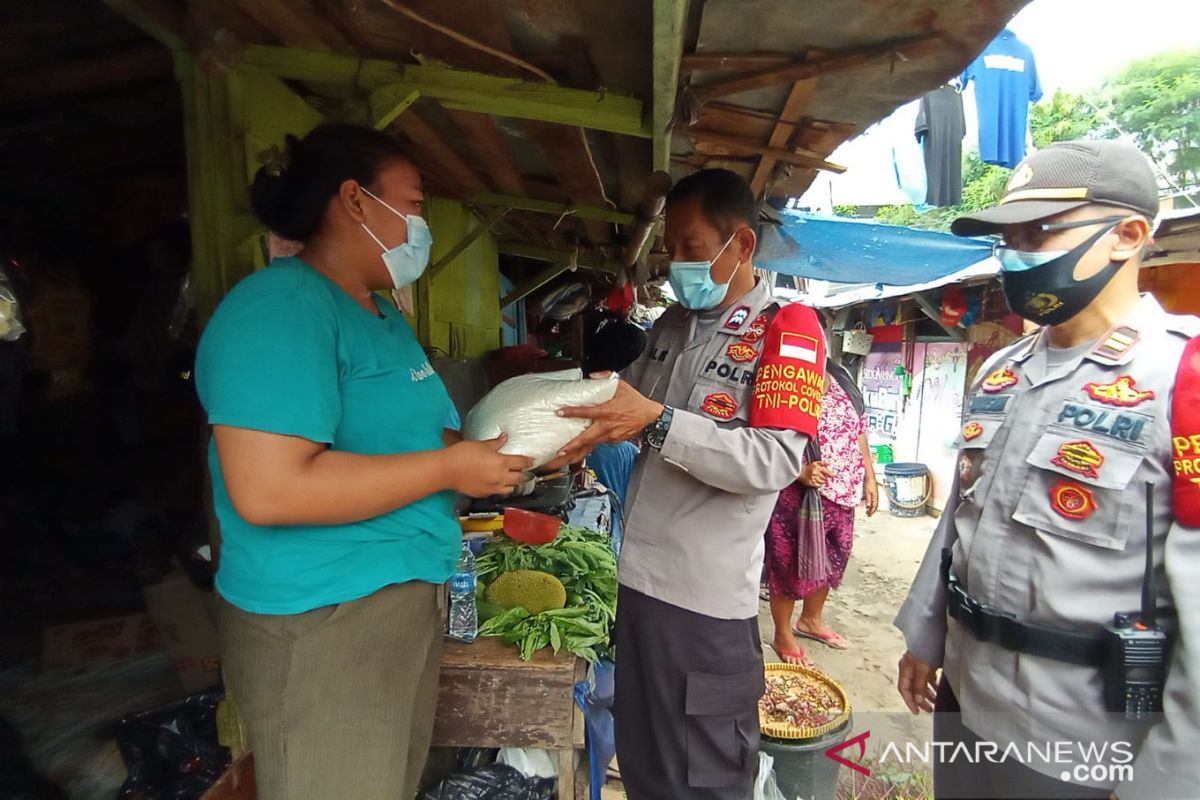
[995, 247, 1068, 273]
[667, 232, 742, 310]
[360, 188, 433, 288]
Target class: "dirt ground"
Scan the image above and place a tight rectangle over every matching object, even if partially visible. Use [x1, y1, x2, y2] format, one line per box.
[603, 507, 940, 798]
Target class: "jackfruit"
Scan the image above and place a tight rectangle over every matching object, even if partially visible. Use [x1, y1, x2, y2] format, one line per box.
[485, 570, 568, 615]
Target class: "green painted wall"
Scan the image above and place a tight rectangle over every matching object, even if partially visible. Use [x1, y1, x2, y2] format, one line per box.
[415, 197, 502, 358]
[181, 56, 502, 357]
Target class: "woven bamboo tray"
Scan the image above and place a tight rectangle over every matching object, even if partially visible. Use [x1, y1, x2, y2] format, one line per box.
[759, 663, 852, 740]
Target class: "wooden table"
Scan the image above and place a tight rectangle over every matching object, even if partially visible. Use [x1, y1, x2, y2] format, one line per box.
[204, 637, 589, 799]
[433, 636, 589, 800]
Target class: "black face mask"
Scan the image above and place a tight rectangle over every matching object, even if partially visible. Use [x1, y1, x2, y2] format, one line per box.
[1000, 225, 1125, 326]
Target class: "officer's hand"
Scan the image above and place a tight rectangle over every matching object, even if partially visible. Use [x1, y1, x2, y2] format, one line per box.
[800, 461, 830, 487]
[897, 650, 939, 714]
[864, 475, 879, 516]
[546, 377, 664, 469]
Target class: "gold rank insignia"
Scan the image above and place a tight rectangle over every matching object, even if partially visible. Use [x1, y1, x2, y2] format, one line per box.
[1090, 326, 1140, 362]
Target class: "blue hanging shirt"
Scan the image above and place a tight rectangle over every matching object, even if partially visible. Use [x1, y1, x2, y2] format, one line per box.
[195, 257, 461, 615]
[962, 29, 1042, 169]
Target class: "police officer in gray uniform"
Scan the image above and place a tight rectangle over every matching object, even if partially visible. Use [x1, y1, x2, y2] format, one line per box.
[895, 141, 1200, 799]
[553, 170, 827, 799]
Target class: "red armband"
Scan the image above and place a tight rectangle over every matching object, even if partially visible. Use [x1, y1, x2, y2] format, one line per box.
[1172, 336, 1200, 526]
[749, 303, 827, 436]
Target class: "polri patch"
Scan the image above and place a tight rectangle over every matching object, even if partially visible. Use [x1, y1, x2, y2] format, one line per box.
[962, 421, 984, 441]
[1055, 401, 1150, 444]
[701, 391, 738, 420]
[1083, 375, 1155, 407]
[726, 342, 758, 363]
[981, 365, 1019, 393]
[741, 313, 770, 344]
[1091, 326, 1140, 362]
[724, 306, 751, 330]
[1051, 480, 1097, 520]
[1051, 440, 1105, 479]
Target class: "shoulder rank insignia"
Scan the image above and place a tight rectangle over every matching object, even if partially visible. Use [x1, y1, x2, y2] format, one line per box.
[981, 364, 1018, 393]
[1051, 480, 1097, 520]
[1090, 326, 1140, 362]
[1172, 336, 1200, 526]
[1051, 440, 1105, 479]
[1083, 375, 1155, 407]
[723, 305, 751, 330]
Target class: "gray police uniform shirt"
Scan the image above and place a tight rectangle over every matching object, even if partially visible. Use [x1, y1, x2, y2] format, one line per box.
[895, 294, 1200, 798]
[620, 280, 809, 620]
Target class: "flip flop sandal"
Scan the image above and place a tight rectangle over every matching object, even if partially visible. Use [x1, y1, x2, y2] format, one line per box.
[768, 642, 813, 666]
[793, 627, 849, 650]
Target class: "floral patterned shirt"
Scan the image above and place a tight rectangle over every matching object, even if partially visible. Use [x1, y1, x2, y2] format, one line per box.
[816, 376, 867, 508]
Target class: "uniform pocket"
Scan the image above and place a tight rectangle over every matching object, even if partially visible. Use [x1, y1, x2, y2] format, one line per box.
[685, 666, 763, 788]
[1012, 428, 1146, 549]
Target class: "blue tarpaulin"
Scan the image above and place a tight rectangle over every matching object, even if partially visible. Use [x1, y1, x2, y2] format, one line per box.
[757, 211, 994, 285]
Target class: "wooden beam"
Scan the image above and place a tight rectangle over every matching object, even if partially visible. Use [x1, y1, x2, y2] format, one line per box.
[101, 0, 187, 51]
[236, 46, 649, 138]
[681, 52, 796, 72]
[749, 79, 817, 198]
[470, 194, 635, 226]
[498, 242, 622, 273]
[500, 262, 573, 307]
[0, 47, 172, 106]
[427, 206, 507, 280]
[369, 84, 420, 131]
[913, 292, 965, 341]
[695, 35, 943, 102]
[681, 128, 846, 173]
[652, 0, 690, 170]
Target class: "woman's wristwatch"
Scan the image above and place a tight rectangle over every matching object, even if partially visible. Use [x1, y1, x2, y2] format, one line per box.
[643, 406, 674, 450]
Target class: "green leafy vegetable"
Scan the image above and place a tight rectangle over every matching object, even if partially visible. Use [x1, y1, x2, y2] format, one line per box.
[476, 525, 617, 662]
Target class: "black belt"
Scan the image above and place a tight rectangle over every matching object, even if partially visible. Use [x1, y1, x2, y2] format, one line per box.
[941, 549, 1105, 668]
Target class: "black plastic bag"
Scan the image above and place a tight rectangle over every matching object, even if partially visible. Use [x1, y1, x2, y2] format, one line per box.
[114, 689, 230, 800]
[420, 764, 555, 800]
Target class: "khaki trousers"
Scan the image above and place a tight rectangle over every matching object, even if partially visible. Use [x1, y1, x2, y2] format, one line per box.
[217, 581, 444, 800]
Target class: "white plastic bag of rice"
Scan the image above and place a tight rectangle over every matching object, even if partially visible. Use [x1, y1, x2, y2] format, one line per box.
[463, 369, 619, 468]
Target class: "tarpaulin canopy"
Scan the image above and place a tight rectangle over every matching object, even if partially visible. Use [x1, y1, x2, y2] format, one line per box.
[757, 211, 994, 285]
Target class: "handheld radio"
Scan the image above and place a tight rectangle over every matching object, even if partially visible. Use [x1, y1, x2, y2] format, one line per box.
[1102, 483, 1168, 719]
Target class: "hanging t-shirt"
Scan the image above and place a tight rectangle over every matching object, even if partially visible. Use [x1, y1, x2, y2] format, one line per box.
[961, 29, 1042, 169]
[915, 84, 966, 206]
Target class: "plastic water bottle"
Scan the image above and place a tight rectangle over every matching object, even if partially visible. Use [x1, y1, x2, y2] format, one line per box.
[448, 540, 478, 642]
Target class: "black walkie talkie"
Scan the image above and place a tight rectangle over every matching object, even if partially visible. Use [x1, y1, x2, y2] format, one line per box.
[1103, 482, 1168, 719]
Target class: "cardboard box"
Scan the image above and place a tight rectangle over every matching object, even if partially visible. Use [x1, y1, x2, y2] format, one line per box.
[42, 613, 159, 669]
[142, 568, 222, 692]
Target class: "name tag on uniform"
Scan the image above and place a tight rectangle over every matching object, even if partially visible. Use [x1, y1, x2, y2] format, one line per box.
[969, 394, 1011, 414]
[1055, 400, 1151, 444]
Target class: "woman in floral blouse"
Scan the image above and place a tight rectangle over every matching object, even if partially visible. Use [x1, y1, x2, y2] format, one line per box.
[765, 358, 878, 663]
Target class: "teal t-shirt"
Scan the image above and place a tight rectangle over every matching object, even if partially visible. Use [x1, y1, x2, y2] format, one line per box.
[195, 257, 460, 614]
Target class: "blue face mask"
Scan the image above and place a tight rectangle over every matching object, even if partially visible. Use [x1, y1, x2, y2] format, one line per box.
[995, 247, 1067, 273]
[360, 188, 433, 288]
[667, 232, 742, 310]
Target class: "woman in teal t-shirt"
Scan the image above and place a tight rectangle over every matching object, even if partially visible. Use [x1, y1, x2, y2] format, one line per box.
[195, 124, 531, 800]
